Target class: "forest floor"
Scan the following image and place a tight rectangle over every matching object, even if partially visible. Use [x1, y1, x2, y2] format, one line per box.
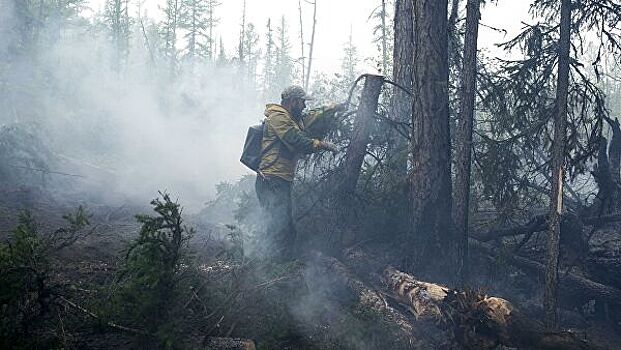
[2, 186, 621, 349]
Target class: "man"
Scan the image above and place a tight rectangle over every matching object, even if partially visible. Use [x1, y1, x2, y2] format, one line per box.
[256, 85, 344, 262]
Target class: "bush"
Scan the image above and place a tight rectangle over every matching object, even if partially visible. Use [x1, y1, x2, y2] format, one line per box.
[0, 207, 90, 349]
[113, 192, 199, 349]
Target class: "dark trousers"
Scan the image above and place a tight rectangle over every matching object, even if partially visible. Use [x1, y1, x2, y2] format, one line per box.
[255, 175, 296, 261]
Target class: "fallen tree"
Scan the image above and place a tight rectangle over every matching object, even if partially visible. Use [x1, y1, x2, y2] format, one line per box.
[305, 251, 439, 349]
[342, 247, 611, 349]
[470, 239, 621, 307]
[383, 266, 606, 350]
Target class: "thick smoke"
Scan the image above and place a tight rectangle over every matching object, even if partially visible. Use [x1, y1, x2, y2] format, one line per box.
[1, 3, 264, 211]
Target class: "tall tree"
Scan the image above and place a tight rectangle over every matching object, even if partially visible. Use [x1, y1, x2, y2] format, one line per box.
[179, 0, 208, 61]
[409, 0, 456, 279]
[453, 0, 481, 286]
[238, 0, 247, 63]
[544, 0, 572, 330]
[304, 0, 317, 91]
[298, 0, 306, 85]
[341, 28, 359, 84]
[274, 16, 294, 91]
[370, 0, 393, 75]
[161, 0, 181, 78]
[263, 18, 276, 97]
[206, 0, 221, 61]
[389, 0, 414, 174]
[242, 23, 260, 81]
[104, 0, 130, 72]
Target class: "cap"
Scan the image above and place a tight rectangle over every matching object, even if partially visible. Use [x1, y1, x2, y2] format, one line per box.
[281, 85, 314, 101]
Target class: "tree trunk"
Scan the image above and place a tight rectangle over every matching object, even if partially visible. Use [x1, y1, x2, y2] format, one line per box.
[409, 0, 456, 280]
[545, 0, 571, 330]
[341, 74, 384, 193]
[304, 1, 317, 91]
[298, 0, 305, 85]
[453, 0, 480, 286]
[384, 265, 608, 350]
[380, 0, 389, 75]
[389, 0, 414, 175]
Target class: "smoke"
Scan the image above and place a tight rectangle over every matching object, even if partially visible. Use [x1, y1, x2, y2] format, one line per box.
[0, 3, 263, 211]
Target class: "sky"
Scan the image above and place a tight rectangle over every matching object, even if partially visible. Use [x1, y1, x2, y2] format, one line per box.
[85, 0, 536, 76]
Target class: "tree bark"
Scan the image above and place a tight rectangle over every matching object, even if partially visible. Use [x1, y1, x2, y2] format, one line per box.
[453, 0, 480, 286]
[409, 0, 456, 279]
[545, 0, 572, 330]
[341, 74, 384, 193]
[389, 0, 414, 175]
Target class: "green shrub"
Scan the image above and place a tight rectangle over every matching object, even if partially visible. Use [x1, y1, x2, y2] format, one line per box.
[113, 192, 198, 349]
[0, 207, 90, 348]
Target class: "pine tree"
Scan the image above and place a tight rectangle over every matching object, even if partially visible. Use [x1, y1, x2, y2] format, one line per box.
[104, 0, 130, 72]
[263, 19, 277, 98]
[179, 0, 208, 61]
[341, 28, 360, 84]
[370, 0, 393, 75]
[243, 23, 260, 82]
[160, 0, 181, 78]
[216, 37, 227, 66]
[206, 0, 221, 61]
[274, 16, 294, 93]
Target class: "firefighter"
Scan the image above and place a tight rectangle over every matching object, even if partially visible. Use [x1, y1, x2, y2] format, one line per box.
[256, 85, 344, 262]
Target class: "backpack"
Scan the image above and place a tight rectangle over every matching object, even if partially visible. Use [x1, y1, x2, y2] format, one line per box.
[240, 123, 265, 172]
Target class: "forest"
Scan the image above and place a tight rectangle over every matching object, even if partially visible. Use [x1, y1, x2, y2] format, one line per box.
[1, 0, 621, 349]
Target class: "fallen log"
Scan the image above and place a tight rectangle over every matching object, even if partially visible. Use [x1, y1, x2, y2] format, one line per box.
[384, 266, 607, 350]
[305, 251, 440, 349]
[474, 212, 621, 242]
[470, 239, 621, 307]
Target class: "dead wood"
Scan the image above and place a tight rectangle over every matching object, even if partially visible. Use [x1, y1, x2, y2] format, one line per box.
[58, 296, 147, 335]
[470, 239, 621, 307]
[306, 251, 438, 349]
[473, 211, 621, 242]
[203, 337, 256, 350]
[341, 74, 384, 194]
[383, 266, 607, 350]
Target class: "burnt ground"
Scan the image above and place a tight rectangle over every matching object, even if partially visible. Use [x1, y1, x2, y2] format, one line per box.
[2, 185, 621, 349]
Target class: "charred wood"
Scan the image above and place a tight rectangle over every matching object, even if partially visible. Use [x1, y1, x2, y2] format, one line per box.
[341, 74, 384, 194]
[305, 251, 439, 349]
[384, 266, 608, 350]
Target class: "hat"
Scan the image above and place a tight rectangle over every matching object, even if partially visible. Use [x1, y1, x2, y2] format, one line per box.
[281, 85, 314, 101]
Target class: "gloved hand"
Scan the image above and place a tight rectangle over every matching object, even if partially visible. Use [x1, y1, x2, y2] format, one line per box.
[320, 141, 338, 153]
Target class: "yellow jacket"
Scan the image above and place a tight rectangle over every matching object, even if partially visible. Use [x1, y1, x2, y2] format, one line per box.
[259, 104, 338, 182]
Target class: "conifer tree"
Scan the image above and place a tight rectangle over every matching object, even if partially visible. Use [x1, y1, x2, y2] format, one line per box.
[104, 0, 130, 72]
[179, 0, 208, 61]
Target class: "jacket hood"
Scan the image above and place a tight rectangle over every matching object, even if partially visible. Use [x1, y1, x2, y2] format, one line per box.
[264, 104, 290, 117]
